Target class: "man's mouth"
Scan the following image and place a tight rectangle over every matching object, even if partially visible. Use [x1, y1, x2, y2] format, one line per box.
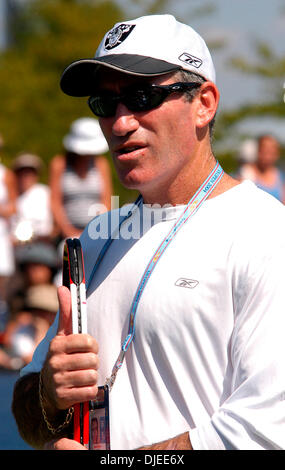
[114, 144, 145, 158]
[119, 146, 140, 154]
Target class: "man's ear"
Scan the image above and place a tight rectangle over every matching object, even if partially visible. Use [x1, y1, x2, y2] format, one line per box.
[195, 82, 219, 129]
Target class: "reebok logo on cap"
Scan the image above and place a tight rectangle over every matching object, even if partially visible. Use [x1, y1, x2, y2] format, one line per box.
[179, 53, 203, 69]
[104, 24, 135, 50]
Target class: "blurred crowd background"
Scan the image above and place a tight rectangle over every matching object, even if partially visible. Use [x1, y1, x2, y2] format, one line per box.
[0, 115, 114, 370]
[0, 0, 284, 371]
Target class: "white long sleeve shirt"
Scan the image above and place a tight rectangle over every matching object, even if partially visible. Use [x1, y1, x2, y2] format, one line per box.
[22, 181, 285, 449]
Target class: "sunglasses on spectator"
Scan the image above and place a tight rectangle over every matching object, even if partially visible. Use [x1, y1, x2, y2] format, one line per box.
[88, 82, 201, 118]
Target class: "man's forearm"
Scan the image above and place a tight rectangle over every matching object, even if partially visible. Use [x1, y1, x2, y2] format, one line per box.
[12, 372, 72, 449]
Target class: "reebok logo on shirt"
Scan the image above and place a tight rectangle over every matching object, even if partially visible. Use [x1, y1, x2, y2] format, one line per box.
[175, 278, 199, 289]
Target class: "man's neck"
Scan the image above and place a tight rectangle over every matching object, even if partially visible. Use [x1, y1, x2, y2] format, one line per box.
[141, 152, 224, 206]
[141, 165, 239, 207]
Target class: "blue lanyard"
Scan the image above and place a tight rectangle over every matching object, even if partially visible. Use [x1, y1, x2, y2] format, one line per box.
[86, 162, 224, 389]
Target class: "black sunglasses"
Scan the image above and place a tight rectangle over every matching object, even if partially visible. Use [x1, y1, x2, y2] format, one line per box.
[88, 82, 201, 118]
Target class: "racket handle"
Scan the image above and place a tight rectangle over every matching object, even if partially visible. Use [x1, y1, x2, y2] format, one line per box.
[73, 403, 81, 444]
[73, 402, 89, 448]
[83, 401, 90, 448]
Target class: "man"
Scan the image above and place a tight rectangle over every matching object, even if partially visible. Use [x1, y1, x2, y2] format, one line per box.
[12, 14, 285, 450]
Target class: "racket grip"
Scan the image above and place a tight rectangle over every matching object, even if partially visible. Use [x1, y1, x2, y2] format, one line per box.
[73, 401, 90, 448]
[83, 401, 90, 448]
[73, 403, 81, 444]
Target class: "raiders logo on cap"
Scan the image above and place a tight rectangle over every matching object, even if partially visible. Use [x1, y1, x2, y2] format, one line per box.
[104, 24, 135, 50]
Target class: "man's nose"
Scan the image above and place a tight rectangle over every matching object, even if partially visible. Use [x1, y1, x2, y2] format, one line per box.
[111, 103, 140, 137]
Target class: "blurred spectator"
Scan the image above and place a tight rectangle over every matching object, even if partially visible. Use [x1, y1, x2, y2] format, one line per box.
[49, 117, 112, 239]
[53, 239, 65, 287]
[2, 284, 58, 367]
[234, 138, 258, 181]
[1, 241, 59, 370]
[8, 241, 58, 316]
[11, 152, 53, 243]
[237, 135, 285, 203]
[0, 133, 17, 332]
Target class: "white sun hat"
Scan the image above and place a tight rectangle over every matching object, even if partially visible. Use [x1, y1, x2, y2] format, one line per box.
[63, 117, 109, 155]
[60, 14, 216, 97]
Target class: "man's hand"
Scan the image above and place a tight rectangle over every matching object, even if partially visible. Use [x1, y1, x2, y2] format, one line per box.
[41, 286, 99, 415]
[12, 285, 99, 449]
[44, 438, 87, 450]
[137, 432, 192, 450]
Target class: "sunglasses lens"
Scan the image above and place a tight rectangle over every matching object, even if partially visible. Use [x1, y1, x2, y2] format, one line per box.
[126, 87, 166, 112]
[88, 95, 117, 118]
[88, 86, 168, 117]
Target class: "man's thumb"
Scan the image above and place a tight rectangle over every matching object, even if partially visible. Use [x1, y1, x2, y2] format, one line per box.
[57, 286, 72, 336]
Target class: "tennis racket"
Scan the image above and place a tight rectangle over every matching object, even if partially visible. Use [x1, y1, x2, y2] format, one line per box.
[62, 238, 89, 448]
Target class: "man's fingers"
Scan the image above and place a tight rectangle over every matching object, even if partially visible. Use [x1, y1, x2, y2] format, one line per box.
[55, 368, 98, 387]
[50, 351, 99, 373]
[50, 333, 98, 355]
[55, 382, 98, 409]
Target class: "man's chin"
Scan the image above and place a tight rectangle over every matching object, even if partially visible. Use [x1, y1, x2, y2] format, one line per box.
[118, 172, 146, 191]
